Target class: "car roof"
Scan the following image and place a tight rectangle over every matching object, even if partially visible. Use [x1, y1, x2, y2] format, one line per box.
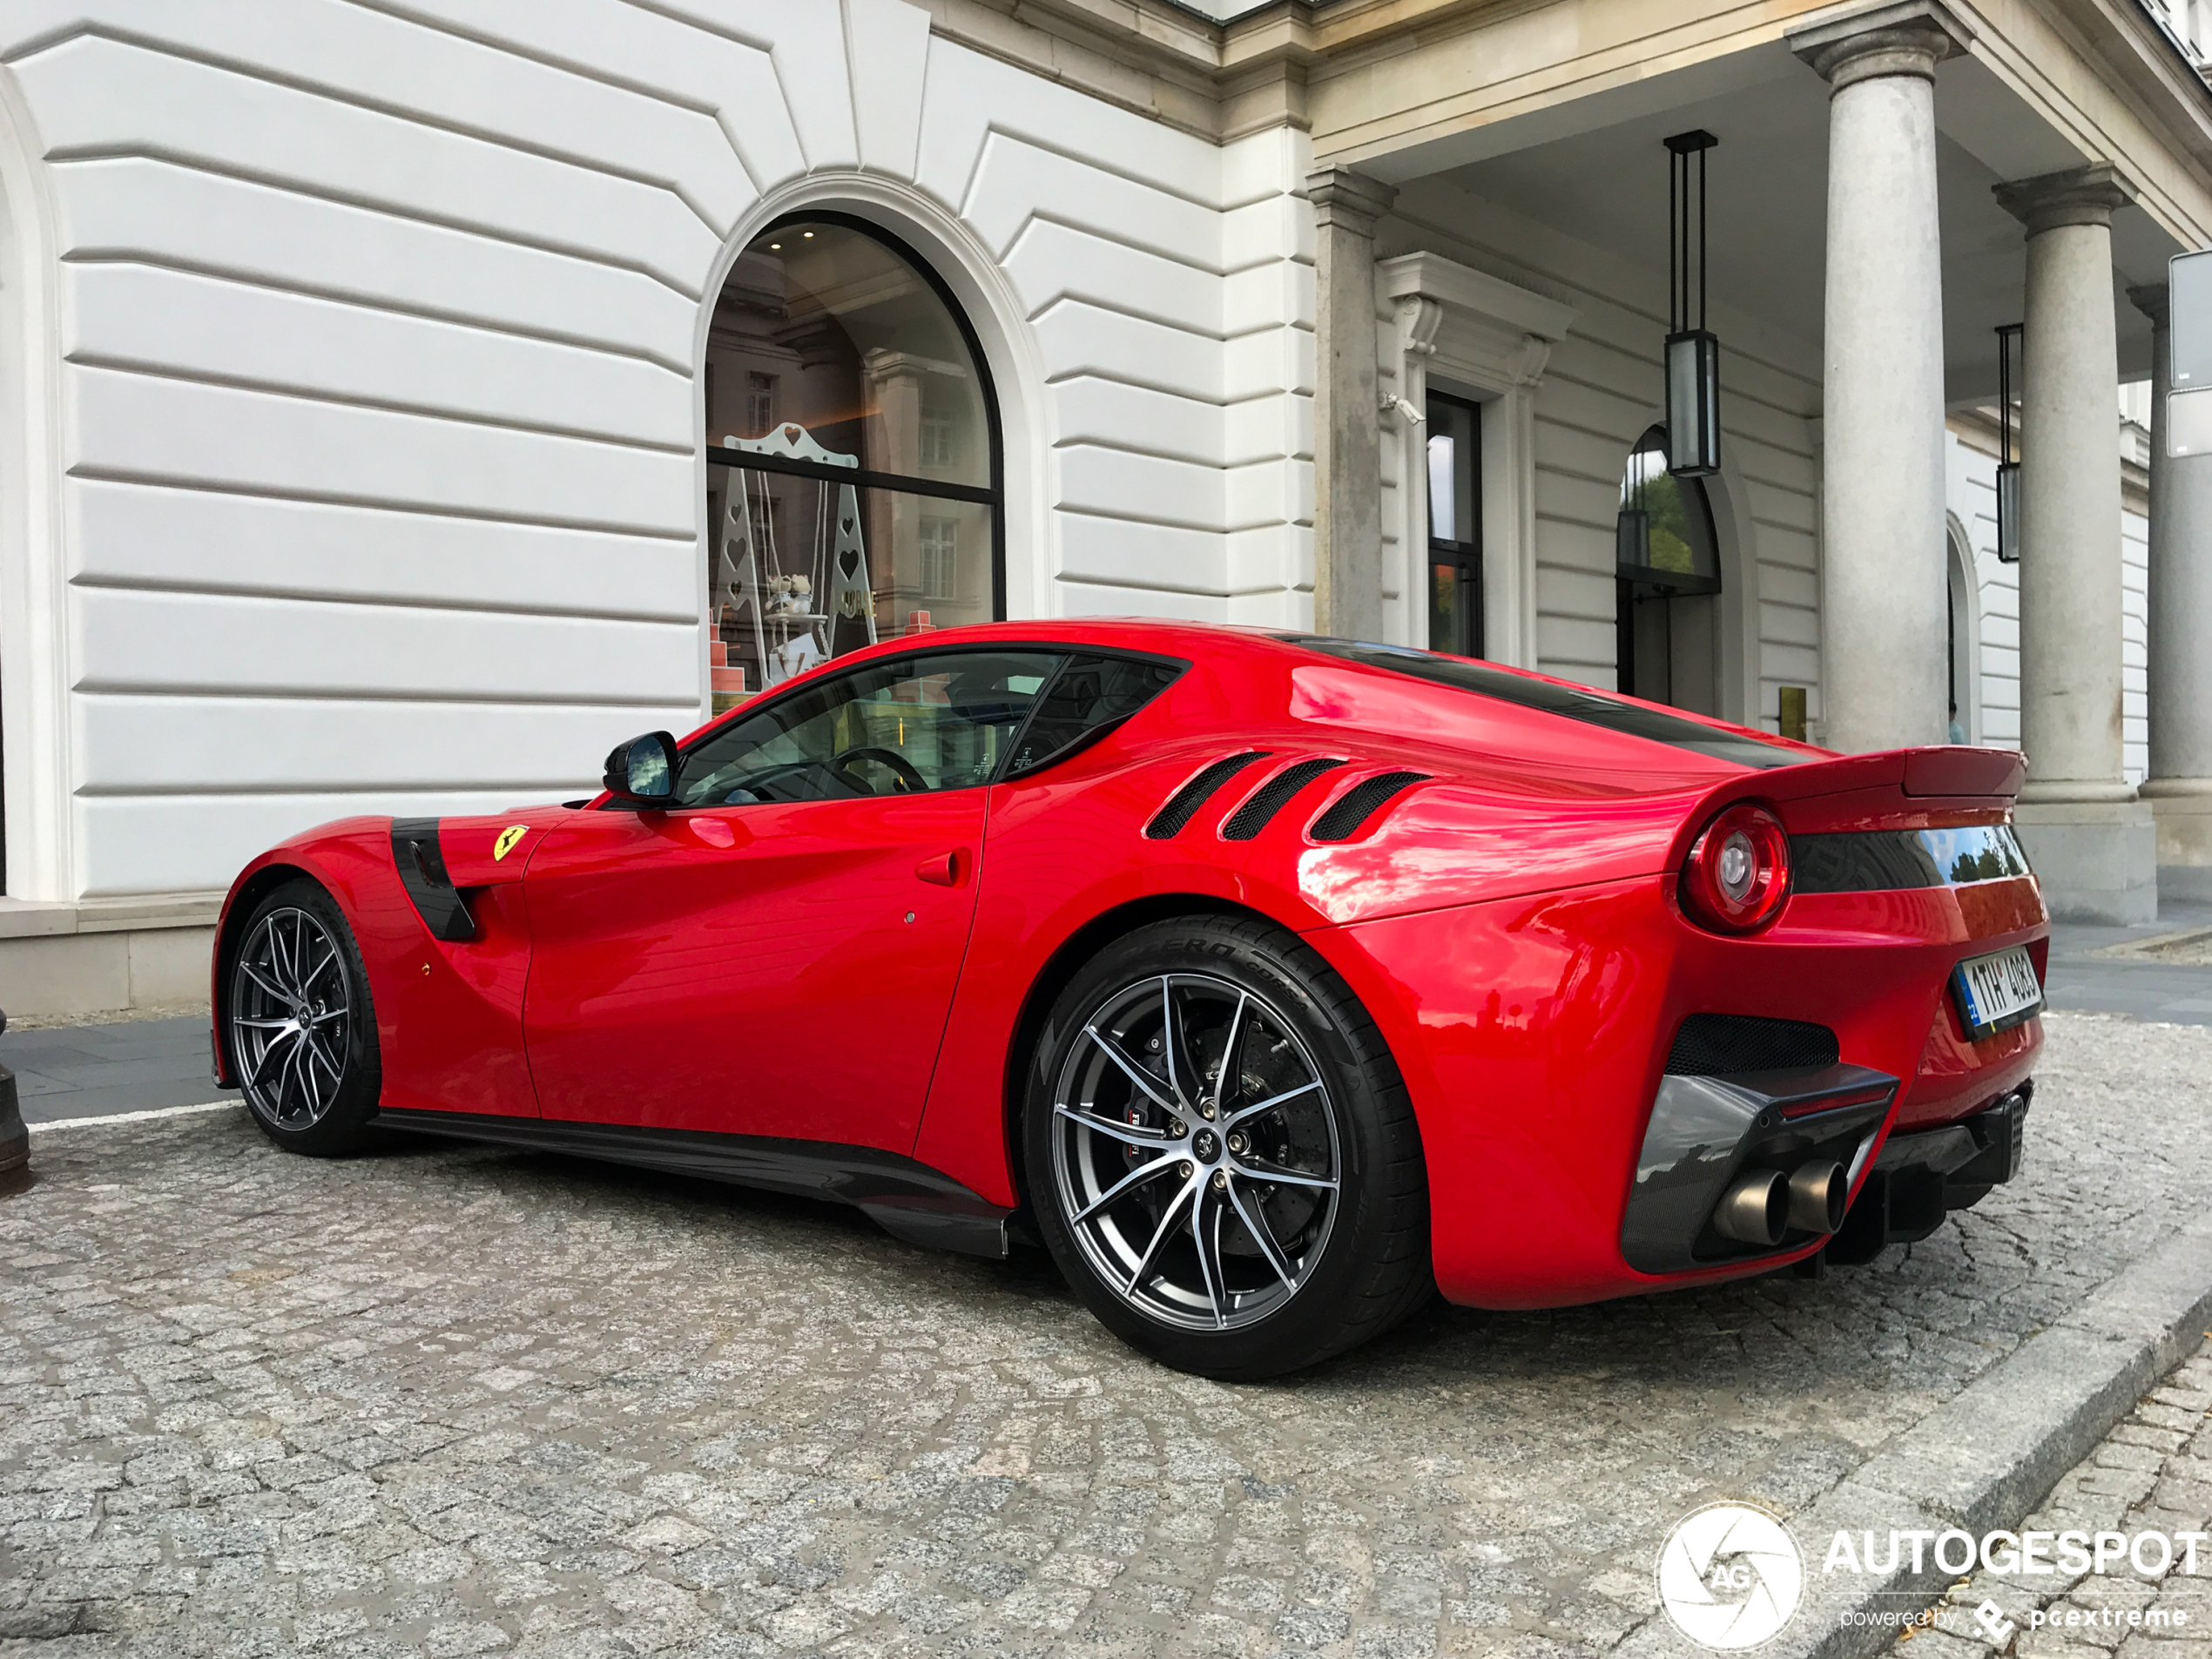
[708, 617, 1824, 783]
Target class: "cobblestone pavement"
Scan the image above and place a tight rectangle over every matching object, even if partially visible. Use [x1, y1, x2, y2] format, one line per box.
[1891, 1339, 2212, 1659]
[3, 1010, 2210, 1659]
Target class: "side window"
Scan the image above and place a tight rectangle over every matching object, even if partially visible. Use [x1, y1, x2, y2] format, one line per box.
[1004, 654, 1184, 779]
[671, 651, 1062, 806]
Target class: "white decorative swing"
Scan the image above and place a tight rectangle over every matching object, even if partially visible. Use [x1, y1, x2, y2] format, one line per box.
[715, 423, 878, 688]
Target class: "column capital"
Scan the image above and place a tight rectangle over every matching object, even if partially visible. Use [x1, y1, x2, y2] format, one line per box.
[1305, 166, 1396, 239]
[1993, 163, 2137, 236]
[2128, 281, 2169, 326]
[1789, 2, 1973, 91]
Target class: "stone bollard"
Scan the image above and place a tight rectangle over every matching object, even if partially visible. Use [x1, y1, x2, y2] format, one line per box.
[0, 1009, 24, 1196]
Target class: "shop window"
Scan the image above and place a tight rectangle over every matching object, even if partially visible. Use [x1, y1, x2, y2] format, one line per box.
[1426, 395, 1482, 658]
[1615, 425, 1722, 713]
[703, 217, 1002, 710]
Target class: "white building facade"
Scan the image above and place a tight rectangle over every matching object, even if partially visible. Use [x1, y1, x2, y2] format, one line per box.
[0, 0, 2205, 1012]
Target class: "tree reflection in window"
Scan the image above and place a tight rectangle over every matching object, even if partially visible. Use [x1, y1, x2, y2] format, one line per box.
[1615, 425, 1718, 586]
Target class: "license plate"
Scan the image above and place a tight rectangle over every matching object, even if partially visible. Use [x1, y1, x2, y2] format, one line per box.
[1951, 945, 2043, 1040]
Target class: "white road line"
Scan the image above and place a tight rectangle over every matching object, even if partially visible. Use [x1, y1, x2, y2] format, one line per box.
[27, 1100, 241, 1132]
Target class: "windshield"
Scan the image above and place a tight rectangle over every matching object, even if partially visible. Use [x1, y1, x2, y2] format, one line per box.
[1277, 637, 1800, 771]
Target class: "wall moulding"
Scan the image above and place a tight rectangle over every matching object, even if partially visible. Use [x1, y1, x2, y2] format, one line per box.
[1378, 250, 1577, 670]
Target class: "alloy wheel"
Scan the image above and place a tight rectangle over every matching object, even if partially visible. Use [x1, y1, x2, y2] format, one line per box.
[230, 906, 352, 1129]
[1049, 972, 1342, 1332]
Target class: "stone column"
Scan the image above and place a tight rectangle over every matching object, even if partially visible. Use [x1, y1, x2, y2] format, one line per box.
[1992, 165, 2155, 923]
[1391, 293, 1442, 650]
[1307, 166, 1395, 639]
[2131, 284, 2212, 902]
[1790, 3, 1969, 755]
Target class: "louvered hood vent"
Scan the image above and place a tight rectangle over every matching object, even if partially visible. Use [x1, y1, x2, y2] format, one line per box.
[1144, 752, 1271, 840]
[1308, 772, 1430, 842]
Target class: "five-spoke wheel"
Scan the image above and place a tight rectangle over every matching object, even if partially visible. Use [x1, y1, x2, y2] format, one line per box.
[1027, 915, 1430, 1379]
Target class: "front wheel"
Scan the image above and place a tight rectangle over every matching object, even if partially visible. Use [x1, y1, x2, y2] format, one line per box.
[1023, 915, 1431, 1379]
[226, 878, 381, 1156]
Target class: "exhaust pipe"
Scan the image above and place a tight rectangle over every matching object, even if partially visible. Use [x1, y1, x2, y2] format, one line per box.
[1788, 1161, 1848, 1235]
[1712, 1169, 1789, 1247]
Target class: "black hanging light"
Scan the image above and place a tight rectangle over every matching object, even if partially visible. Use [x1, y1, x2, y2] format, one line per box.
[1995, 322, 2021, 563]
[1665, 129, 1721, 476]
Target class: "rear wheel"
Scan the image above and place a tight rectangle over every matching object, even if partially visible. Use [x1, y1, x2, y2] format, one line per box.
[227, 878, 381, 1156]
[1024, 915, 1430, 1379]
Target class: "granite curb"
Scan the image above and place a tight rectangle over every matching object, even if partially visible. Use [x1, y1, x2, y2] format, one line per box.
[1620, 1211, 2212, 1659]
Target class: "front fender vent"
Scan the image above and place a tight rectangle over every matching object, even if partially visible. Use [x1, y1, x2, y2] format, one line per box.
[1309, 771, 1430, 842]
[1144, 751, 1272, 840]
[1665, 1014, 1839, 1076]
[1221, 758, 1348, 841]
[391, 818, 476, 942]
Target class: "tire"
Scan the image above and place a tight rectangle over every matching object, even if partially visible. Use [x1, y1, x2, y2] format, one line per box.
[226, 877, 382, 1157]
[1023, 915, 1431, 1379]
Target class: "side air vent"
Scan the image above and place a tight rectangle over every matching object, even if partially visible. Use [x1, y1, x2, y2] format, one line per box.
[1144, 751, 1271, 840]
[1221, 758, 1348, 841]
[1309, 771, 1431, 843]
[391, 818, 476, 942]
[1664, 1014, 1840, 1076]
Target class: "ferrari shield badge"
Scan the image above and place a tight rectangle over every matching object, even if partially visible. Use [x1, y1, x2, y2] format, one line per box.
[492, 825, 529, 862]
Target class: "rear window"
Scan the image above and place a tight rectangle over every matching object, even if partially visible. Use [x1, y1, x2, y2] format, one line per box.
[1277, 636, 1799, 771]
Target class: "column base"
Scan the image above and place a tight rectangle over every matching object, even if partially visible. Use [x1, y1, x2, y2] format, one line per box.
[2012, 798, 2158, 925]
[2139, 779, 2212, 904]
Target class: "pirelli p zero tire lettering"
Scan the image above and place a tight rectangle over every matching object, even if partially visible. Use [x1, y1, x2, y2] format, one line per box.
[1024, 915, 1432, 1380]
[228, 877, 382, 1157]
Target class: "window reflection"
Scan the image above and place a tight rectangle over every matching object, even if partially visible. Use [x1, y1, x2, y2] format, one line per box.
[705, 222, 989, 491]
[676, 651, 1061, 806]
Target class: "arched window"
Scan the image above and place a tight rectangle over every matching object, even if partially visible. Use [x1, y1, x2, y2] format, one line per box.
[703, 216, 1003, 708]
[1946, 523, 1977, 745]
[1615, 425, 1722, 711]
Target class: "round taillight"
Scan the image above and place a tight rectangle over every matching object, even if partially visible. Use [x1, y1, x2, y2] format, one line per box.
[1681, 803, 1792, 934]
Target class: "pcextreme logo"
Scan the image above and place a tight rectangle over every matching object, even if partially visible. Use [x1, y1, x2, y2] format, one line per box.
[1656, 1503, 1805, 1650]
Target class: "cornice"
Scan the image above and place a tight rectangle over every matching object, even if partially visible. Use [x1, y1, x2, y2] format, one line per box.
[921, 0, 2212, 212]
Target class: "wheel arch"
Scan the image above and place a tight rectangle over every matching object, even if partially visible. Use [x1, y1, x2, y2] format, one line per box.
[211, 861, 317, 1085]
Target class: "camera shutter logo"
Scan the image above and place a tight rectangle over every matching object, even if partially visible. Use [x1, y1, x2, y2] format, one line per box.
[1656, 1502, 1804, 1649]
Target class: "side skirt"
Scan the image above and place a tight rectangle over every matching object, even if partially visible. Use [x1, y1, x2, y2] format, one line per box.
[374, 1108, 1012, 1259]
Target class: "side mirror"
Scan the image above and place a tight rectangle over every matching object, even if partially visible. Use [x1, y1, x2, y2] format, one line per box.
[603, 732, 678, 804]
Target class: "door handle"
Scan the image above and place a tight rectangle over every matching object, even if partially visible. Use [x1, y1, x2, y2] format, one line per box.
[914, 850, 968, 887]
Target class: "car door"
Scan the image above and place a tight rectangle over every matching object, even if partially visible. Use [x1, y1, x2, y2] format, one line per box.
[521, 647, 1063, 1155]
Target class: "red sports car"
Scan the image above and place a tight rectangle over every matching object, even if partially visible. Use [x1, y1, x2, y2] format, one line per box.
[212, 621, 2044, 1378]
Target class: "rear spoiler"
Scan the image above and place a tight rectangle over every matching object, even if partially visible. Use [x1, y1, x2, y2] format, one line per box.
[1754, 745, 2023, 806]
[1668, 746, 2027, 860]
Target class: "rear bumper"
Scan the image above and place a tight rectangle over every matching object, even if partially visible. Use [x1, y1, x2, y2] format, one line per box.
[1311, 871, 2047, 1311]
